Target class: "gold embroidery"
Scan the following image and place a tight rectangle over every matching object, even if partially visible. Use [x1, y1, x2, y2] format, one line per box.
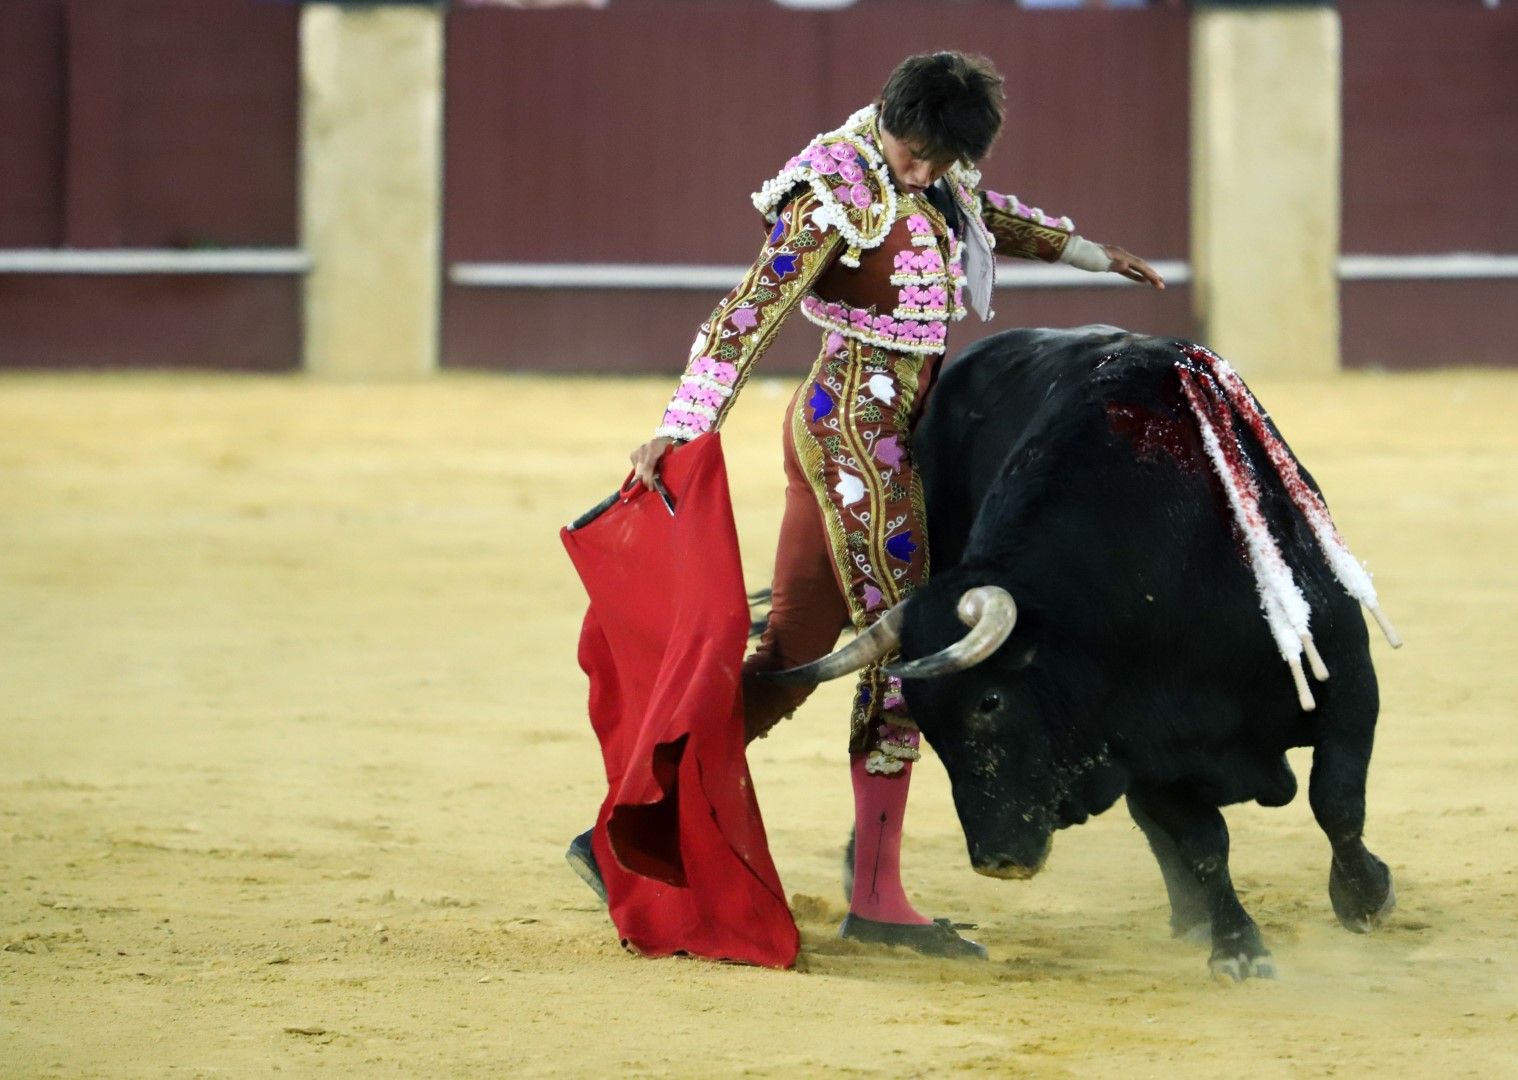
[658, 189, 847, 441]
[983, 212, 1073, 262]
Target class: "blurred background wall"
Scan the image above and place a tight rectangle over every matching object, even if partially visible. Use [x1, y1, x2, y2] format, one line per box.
[0, 0, 1513, 373]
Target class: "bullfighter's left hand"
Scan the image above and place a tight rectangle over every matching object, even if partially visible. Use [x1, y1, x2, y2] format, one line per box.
[1102, 245, 1166, 290]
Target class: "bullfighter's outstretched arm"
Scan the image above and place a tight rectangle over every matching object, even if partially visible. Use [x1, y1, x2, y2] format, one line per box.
[978, 188, 1165, 288]
[978, 188, 1079, 263]
[655, 190, 845, 443]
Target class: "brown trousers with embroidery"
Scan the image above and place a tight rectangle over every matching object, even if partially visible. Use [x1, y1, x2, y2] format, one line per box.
[741, 340, 942, 757]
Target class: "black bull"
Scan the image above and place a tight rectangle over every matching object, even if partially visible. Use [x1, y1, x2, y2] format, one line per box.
[773, 325, 1398, 981]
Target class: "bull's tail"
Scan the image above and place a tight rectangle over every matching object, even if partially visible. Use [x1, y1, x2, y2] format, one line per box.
[1174, 344, 1400, 711]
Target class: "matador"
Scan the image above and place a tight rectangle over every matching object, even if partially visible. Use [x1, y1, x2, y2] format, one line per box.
[573, 51, 1164, 959]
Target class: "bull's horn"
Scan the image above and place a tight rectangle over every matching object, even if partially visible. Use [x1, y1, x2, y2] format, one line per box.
[758, 601, 908, 685]
[887, 586, 1018, 679]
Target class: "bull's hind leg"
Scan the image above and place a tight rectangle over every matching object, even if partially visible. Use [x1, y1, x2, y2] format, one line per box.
[1310, 732, 1395, 933]
[1126, 794, 1210, 942]
[1127, 786, 1275, 981]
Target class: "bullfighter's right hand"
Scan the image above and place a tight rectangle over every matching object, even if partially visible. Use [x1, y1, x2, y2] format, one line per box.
[629, 436, 675, 489]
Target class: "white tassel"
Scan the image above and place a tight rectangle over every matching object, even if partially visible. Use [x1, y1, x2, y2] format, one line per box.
[1203, 353, 1402, 651]
[1179, 366, 1318, 710]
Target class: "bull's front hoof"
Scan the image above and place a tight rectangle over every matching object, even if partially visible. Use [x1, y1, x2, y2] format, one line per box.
[1208, 928, 1276, 983]
[1209, 950, 1278, 983]
[1330, 854, 1395, 933]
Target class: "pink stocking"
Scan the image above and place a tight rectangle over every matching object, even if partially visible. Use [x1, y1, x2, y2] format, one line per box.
[847, 753, 931, 925]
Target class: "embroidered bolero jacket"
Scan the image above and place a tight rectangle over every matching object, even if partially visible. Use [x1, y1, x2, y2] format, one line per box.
[656, 106, 1090, 443]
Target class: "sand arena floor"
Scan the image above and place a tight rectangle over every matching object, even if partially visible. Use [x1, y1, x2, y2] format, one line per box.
[1, 369, 1516, 1077]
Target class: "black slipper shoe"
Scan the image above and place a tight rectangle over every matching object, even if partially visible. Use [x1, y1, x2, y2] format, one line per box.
[838, 914, 989, 960]
[565, 828, 607, 904]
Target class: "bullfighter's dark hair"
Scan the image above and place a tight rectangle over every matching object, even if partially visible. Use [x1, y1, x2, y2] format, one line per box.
[878, 51, 1006, 165]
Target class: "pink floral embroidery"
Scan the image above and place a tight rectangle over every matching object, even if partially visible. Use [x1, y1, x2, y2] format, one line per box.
[710, 361, 738, 385]
[985, 190, 1008, 209]
[828, 142, 855, 162]
[862, 583, 884, 611]
[677, 384, 722, 408]
[800, 295, 948, 355]
[899, 283, 945, 310]
[663, 407, 707, 433]
[893, 251, 915, 272]
[905, 214, 931, 235]
[729, 307, 759, 332]
[837, 159, 864, 184]
[825, 331, 846, 356]
[849, 183, 873, 209]
[874, 435, 904, 469]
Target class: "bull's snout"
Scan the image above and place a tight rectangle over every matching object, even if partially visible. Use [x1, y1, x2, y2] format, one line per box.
[970, 834, 1052, 880]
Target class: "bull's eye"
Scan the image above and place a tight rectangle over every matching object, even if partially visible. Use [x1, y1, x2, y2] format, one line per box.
[976, 691, 1003, 716]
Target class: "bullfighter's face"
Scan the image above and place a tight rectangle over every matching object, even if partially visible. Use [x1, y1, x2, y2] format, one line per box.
[878, 125, 956, 198]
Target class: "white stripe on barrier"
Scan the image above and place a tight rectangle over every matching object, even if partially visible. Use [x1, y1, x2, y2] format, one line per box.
[1338, 253, 1518, 281]
[3, 250, 1515, 283]
[451, 253, 1518, 290]
[449, 259, 1193, 290]
[0, 249, 311, 274]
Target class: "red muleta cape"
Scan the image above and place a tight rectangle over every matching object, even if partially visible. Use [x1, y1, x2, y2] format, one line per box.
[560, 434, 798, 968]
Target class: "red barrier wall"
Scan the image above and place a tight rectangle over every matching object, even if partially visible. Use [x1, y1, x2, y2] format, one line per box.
[441, 1, 1192, 373]
[0, 276, 303, 372]
[0, 0, 300, 371]
[1342, 0, 1518, 255]
[1338, 0, 1518, 370]
[1, 1, 1514, 372]
[0, 3, 67, 248]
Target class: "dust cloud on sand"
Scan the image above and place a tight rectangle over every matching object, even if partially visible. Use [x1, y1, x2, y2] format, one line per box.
[2, 371, 1515, 1077]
